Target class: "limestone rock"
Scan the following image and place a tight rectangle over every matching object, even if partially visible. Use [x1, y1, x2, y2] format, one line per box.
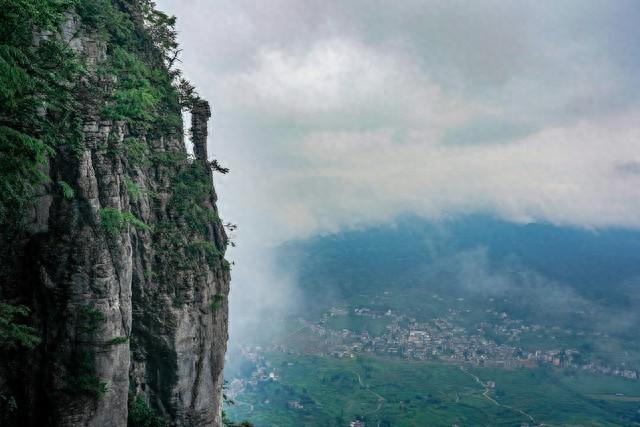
[0, 8, 229, 427]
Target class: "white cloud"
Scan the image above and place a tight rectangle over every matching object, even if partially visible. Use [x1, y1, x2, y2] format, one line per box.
[233, 111, 640, 242]
[156, 0, 640, 344]
[219, 38, 475, 130]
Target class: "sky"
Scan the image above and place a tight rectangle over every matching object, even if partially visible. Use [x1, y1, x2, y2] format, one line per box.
[155, 0, 640, 341]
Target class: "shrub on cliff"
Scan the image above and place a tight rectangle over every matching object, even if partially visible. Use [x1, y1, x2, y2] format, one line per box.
[128, 395, 165, 427]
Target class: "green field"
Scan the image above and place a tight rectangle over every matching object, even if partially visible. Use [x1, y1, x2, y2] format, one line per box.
[226, 353, 640, 426]
[228, 219, 640, 426]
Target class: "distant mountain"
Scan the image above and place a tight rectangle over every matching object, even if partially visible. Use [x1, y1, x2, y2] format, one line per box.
[279, 215, 640, 334]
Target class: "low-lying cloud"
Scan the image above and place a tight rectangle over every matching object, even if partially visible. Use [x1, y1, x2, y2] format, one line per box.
[425, 247, 640, 336]
[155, 0, 640, 345]
[158, 0, 640, 242]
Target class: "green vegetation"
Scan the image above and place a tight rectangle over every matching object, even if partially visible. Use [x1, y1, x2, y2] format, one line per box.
[65, 362, 107, 399]
[0, 0, 84, 230]
[153, 223, 206, 270]
[168, 163, 221, 233]
[150, 160, 227, 296]
[211, 294, 225, 312]
[124, 175, 143, 201]
[58, 180, 75, 199]
[150, 151, 186, 167]
[0, 391, 17, 415]
[123, 137, 149, 167]
[228, 353, 640, 426]
[77, 305, 105, 331]
[128, 394, 165, 427]
[223, 382, 254, 427]
[1, 0, 231, 421]
[85, 0, 186, 137]
[189, 240, 221, 264]
[84, 0, 183, 142]
[229, 220, 640, 426]
[99, 207, 149, 235]
[228, 220, 640, 426]
[0, 303, 41, 350]
[107, 336, 129, 345]
[0, 0, 193, 233]
[102, 48, 159, 124]
[66, 305, 107, 399]
[222, 412, 253, 427]
[74, 0, 133, 38]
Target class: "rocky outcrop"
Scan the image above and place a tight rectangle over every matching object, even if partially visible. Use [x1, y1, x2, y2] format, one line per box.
[0, 5, 229, 427]
[191, 99, 212, 166]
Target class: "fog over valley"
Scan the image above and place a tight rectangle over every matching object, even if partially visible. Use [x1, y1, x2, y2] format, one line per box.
[4, 1, 640, 426]
[153, 1, 640, 425]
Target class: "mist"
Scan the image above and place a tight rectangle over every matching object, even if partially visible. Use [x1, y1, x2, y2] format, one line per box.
[425, 247, 640, 336]
[224, 239, 302, 348]
[281, 215, 640, 338]
[154, 0, 640, 352]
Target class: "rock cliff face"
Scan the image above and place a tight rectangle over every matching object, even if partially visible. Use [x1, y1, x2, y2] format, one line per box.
[0, 2, 229, 426]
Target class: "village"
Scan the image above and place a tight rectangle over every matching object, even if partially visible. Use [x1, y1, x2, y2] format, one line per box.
[231, 301, 637, 399]
[316, 304, 639, 381]
[225, 300, 639, 426]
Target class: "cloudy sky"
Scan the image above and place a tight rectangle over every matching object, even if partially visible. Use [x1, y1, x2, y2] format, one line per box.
[155, 0, 640, 339]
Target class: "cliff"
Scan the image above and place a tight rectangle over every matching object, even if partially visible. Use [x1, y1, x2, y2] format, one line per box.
[0, 1, 229, 426]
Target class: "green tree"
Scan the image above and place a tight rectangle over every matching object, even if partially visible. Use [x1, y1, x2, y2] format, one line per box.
[0, 303, 40, 349]
[0, 0, 83, 231]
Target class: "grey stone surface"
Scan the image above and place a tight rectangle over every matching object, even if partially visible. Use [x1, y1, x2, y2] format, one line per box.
[1, 11, 229, 427]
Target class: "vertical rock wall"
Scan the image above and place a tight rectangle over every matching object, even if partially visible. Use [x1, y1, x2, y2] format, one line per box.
[0, 8, 230, 427]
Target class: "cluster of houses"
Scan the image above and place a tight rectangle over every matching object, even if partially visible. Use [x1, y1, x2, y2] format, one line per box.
[227, 299, 638, 423]
[313, 305, 639, 381]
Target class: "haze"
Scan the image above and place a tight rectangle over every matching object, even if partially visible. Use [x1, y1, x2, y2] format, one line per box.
[155, 0, 640, 344]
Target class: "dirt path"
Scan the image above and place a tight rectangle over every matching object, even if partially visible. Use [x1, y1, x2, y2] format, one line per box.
[459, 366, 552, 426]
[349, 369, 386, 415]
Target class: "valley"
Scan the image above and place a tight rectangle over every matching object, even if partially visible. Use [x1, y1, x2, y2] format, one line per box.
[225, 291, 640, 426]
